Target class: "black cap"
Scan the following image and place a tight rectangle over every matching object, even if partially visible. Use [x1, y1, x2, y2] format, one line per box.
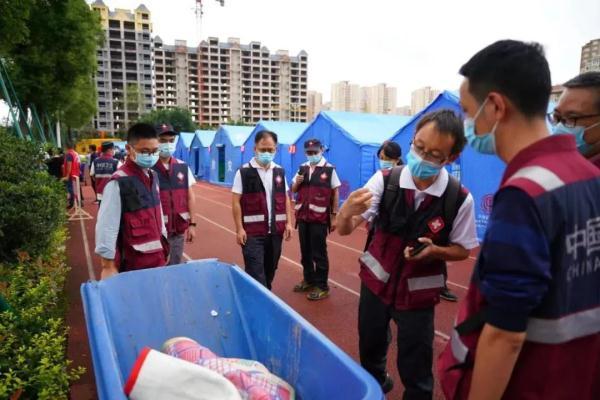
[101, 141, 114, 152]
[304, 138, 322, 152]
[155, 123, 178, 136]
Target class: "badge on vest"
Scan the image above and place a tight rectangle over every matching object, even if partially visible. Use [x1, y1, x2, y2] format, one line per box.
[275, 175, 283, 187]
[428, 217, 445, 233]
[177, 172, 185, 183]
[320, 172, 328, 181]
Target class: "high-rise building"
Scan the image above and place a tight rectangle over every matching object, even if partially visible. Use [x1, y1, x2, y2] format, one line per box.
[394, 106, 412, 116]
[331, 81, 361, 112]
[90, 1, 154, 134]
[365, 83, 397, 114]
[411, 86, 441, 114]
[550, 84, 565, 104]
[307, 90, 323, 120]
[197, 37, 308, 126]
[153, 38, 200, 123]
[580, 39, 600, 73]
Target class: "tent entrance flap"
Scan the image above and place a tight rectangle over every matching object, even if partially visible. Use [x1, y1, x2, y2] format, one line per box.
[218, 146, 226, 183]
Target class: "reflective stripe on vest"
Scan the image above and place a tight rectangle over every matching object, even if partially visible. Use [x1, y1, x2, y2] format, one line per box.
[275, 214, 287, 222]
[359, 251, 390, 283]
[450, 327, 469, 363]
[526, 306, 600, 344]
[244, 215, 265, 223]
[180, 212, 190, 220]
[407, 274, 445, 291]
[294, 203, 302, 210]
[132, 240, 163, 253]
[94, 173, 113, 178]
[308, 204, 327, 213]
[507, 166, 566, 191]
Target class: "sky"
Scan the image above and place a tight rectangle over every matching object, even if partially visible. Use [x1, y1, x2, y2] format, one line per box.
[88, 0, 600, 106]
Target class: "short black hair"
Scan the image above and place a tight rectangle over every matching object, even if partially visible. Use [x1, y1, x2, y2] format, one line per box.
[65, 140, 75, 149]
[101, 142, 114, 152]
[127, 123, 158, 144]
[377, 141, 402, 162]
[459, 40, 551, 118]
[416, 109, 466, 156]
[255, 130, 278, 144]
[89, 144, 97, 151]
[563, 72, 600, 112]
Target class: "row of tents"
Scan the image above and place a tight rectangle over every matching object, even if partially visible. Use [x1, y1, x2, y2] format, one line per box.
[164, 91, 520, 240]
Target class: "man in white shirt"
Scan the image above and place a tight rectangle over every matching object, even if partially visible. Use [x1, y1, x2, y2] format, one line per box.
[336, 110, 478, 397]
[291, 139, 341, 300]
[231, 130, 293, 289]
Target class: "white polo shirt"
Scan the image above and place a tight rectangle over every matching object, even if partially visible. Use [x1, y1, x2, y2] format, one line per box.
[232, 158, 289, 229]
[292, 157, 342, 188]
[362, 167, 479, 250]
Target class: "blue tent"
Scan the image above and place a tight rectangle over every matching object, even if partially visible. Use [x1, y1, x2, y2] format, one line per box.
[291, 111, 410, 201]
[173, 132, 195, 164]
[208, 125, 254, 186]
[242, 121, 309, 185]
[189, 130, 216, 180]
[389, 91, 557, 241]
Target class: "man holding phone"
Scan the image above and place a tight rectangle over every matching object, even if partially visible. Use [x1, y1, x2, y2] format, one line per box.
[291, 139, 341, 301]
[336, 110, 478, 398]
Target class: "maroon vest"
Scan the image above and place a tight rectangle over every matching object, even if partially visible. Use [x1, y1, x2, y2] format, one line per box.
[152, 158, 190, 236]
[294, 164, 334, 224]
[112, 159, 168, 272]
[240, 163, 287, 237]
[359, 167, 466, 310]
[93, 155, 120, 200]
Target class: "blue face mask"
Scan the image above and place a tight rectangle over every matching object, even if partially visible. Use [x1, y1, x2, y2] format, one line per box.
[552, 122, 600, 155]
[464, 98, 498, 155]
[257, 151, 275, 165]
[307, 154, 322, 164]
[133, 151, 159, 169]
[379, 160, 395, 170]
[158, 142, 177, 158]
[407, 150, 442, 179]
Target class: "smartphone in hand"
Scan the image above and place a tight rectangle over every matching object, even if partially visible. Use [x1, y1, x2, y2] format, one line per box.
[410, 242, 429, 257]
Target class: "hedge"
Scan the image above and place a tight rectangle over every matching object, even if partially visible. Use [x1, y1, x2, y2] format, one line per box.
[0, 129, 84, 399]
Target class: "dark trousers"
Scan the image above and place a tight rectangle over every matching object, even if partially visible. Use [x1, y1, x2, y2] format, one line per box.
[298, 221, 329, 290]
[358, 284, 434, 400]
[66, 179, 75, 208]
[241, 234, 283, 290]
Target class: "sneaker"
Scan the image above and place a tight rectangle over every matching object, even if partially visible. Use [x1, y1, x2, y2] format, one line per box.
[293, 281, 313, 292]
[307, 287, 330, 301]
[381, 373, 394, 394]
[440, 288, 458, 302]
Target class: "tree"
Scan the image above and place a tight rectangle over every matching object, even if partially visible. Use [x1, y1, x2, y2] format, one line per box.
[0, 0, 34, 55]
[6, 0, 103, 130]
[138, 108, 198, 132]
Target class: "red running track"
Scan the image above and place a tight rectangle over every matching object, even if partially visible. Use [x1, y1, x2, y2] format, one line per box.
[66, 181, 479, 400]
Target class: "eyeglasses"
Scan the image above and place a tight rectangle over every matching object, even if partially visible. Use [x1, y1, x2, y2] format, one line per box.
[133, 149, 160, 157]
[410, 142, 447, 164]
[305, 150, 319, 156]
[547, 112, 600, 128]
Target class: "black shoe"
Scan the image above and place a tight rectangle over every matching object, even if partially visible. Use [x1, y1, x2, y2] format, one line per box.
[381, 373, 394, 394]
[441, 288, 458, 302]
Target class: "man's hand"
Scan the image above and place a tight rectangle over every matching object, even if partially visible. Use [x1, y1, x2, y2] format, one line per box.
[236, 228, 247, 246]
[295, 174, 304, 185]
[284, 223, 293, 241]
[186, 226, 196, 243]
[404, 237, 439, 262]
[330, 216, 338, 232]
[100, 263, 119, 280]
[339, 188, 373, 218]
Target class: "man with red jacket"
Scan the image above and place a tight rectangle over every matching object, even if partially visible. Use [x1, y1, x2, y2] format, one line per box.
[95, 123, 168, 279]
[336, 110, 478, 398]
[291, 139, 341, 301]
[438, 40, 600, 400]
[152, 123, 197, 266]
[62, 140, 80, 209]
[90, 141, 122, 204]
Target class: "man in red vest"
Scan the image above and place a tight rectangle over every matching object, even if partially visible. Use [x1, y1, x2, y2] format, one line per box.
[551, 72, 600, 169]
[152, 123, 197, 266]
[438, 40, 600, 400]
[291, 138, 341, 301]
[95, 123, 169, 279]
[337, 110, 478, 398]
[90, 141, 122, 204]
[232, 130, 293, 290]
[62, 140, 80, 209]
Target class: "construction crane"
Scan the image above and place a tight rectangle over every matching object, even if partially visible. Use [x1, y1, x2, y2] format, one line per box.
[194, 0, 225, 43]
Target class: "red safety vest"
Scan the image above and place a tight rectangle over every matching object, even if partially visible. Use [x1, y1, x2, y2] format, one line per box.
[112, 159, 168, 272]
[294, 163, 334, 225]
[63, 149, 80, 179]
[359, 167, 467, 310]
[93, 154, 120, 200]
[152, 158, 190, 236]
[438, 139, 600, 400]
[239, 163, 287, 237]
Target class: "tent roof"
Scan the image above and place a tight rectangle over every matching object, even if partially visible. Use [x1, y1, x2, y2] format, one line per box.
[194, 130, 217, 148]
[254, 121, 309, 145]
[179, 132, 196, 148]
[218, 125, 254, 147]
[319, 111, 411, 145]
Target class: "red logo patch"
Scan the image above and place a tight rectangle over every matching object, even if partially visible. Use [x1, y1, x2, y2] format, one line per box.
[320, 172, 328, 181]
[275, 175, 283, 186]
[428, 217, 445, 233]
[177, 172, 185, 182]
